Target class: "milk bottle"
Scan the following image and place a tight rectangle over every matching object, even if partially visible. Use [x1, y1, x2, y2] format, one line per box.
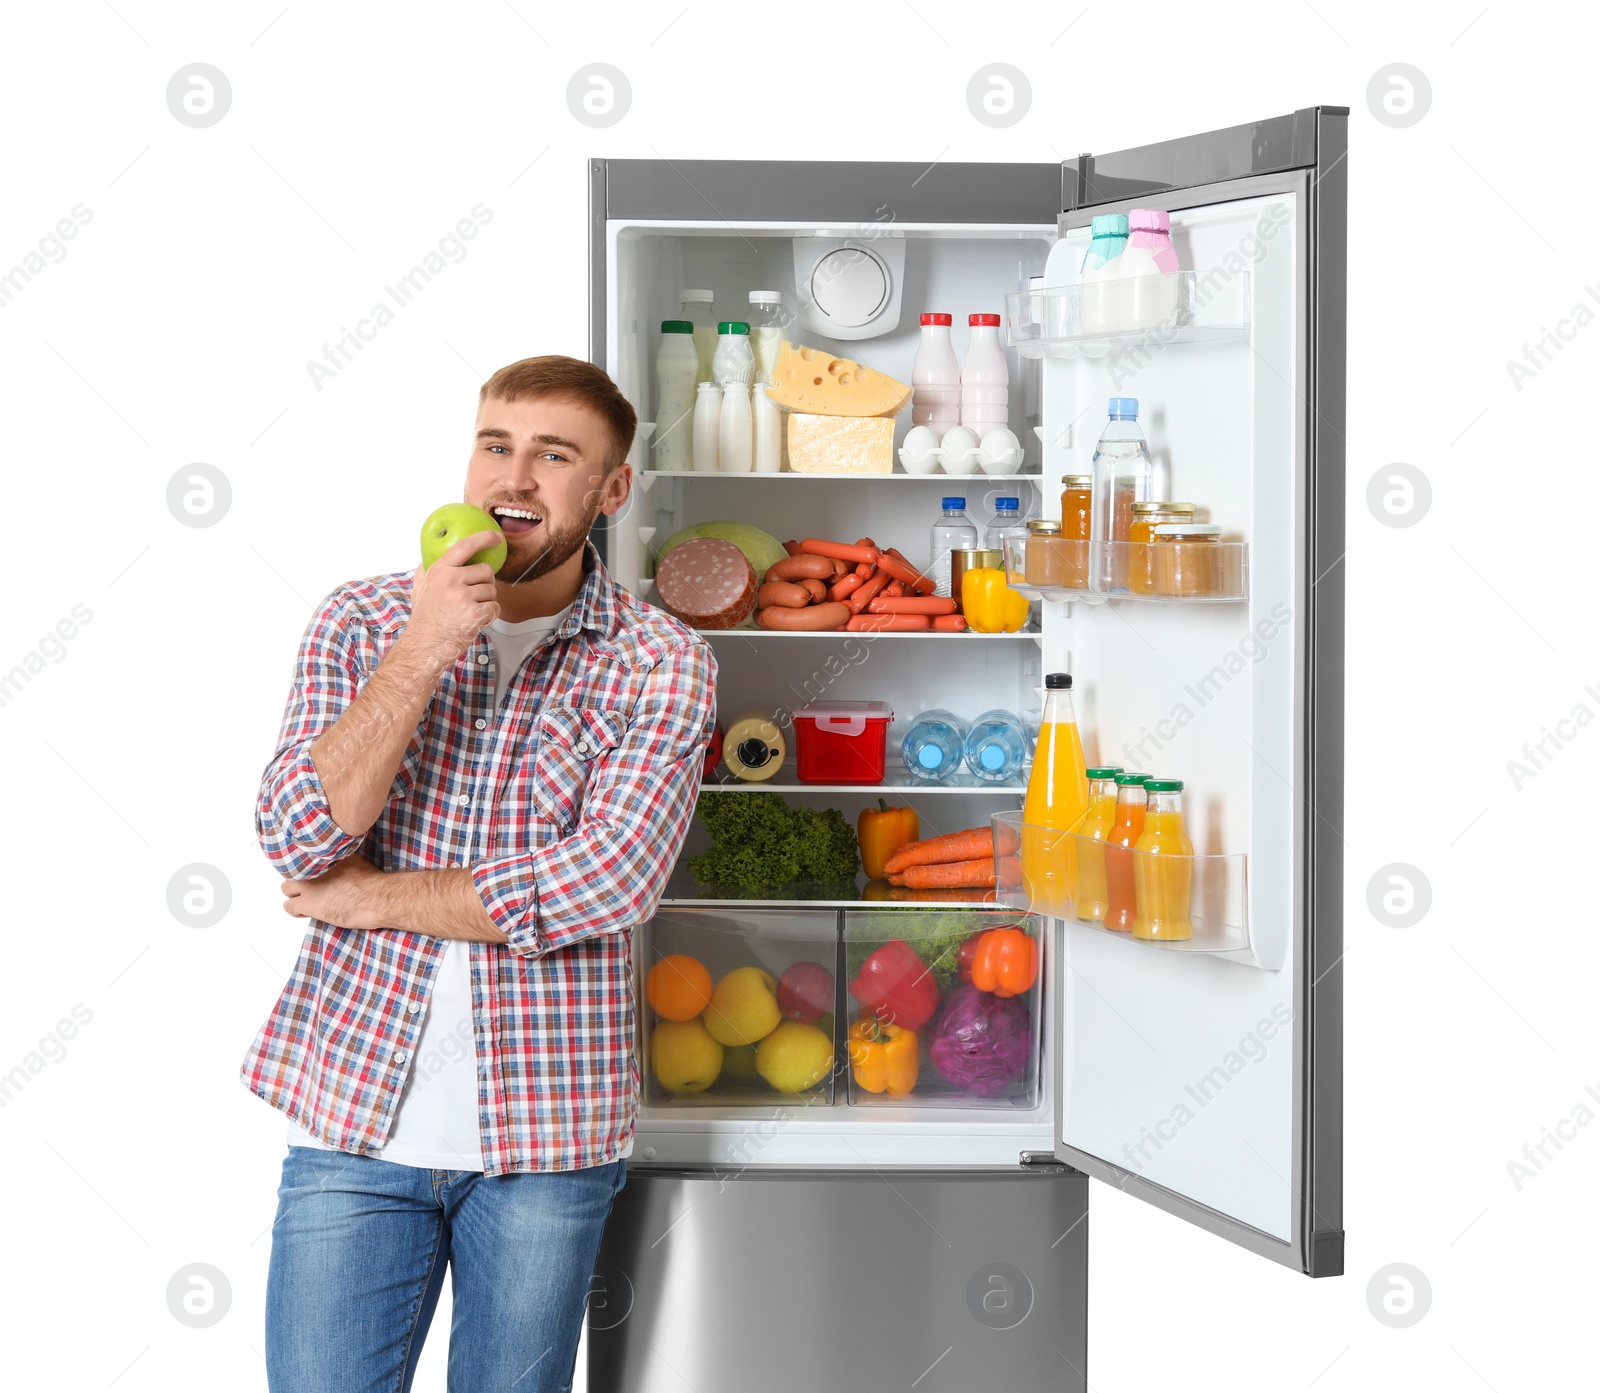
[680, 290, 718, 382]
[653, 320, 699, 471]
[913, 313, 962, 433]
[1078, 214, 1128, 336]
[1119, 209, 1181, 330]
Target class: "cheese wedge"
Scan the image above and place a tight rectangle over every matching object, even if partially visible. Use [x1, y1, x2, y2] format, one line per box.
[786, 413, 895, 474]
[767, 341, 911, 418]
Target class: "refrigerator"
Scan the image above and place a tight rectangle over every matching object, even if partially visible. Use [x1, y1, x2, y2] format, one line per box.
[583, 106, 1346, 1392]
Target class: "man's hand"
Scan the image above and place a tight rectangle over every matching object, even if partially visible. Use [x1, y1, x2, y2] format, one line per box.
[282, 853, 386, 930]
[404, 530, 502, 667]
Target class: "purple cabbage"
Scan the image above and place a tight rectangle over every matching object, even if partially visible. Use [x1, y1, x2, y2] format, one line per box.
[926, 984, 1032, 1095]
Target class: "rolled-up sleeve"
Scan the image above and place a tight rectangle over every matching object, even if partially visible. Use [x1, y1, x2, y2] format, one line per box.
[256, 592, 364, 881]
[472, 640, 716, 956]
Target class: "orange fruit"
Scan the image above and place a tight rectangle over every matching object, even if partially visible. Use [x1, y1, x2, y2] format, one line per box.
[646, 954, 713, 1022]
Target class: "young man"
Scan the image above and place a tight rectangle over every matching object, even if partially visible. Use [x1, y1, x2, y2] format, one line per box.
[243, 357, 716, 1392]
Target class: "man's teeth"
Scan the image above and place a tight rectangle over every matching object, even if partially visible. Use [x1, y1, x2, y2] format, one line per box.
[494, 508, 540, 522]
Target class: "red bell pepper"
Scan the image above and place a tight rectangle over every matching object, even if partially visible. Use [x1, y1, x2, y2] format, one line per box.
[848, 938, 940, 1030]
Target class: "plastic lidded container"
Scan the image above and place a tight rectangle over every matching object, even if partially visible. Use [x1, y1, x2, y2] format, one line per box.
[792, 701, 895, 784]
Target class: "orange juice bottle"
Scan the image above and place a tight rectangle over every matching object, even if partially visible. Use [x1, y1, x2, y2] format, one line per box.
[1074, 766, 1123, 922]
[1101, 773, 1150, 932]
[1132, 779, 1194, 941]
[1021, 673, 1090, 916]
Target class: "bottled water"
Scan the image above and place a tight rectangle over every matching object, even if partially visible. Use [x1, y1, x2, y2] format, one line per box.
[901, 709, 968, 784]
[963, 709, 1029, 784]
[984, 496, 1028, 554]
[929, 497, 978, 598]
[1089, 397, 1155, 591]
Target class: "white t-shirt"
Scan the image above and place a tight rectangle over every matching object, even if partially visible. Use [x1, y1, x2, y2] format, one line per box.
[289, 601, 631, 1169]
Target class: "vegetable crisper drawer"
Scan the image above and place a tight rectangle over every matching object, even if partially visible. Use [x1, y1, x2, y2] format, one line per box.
[638, 909, 840, 1107]
[843, 909, 1042, 1110]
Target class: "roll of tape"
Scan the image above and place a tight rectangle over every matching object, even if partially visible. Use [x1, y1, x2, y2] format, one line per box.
[722, 710, 786, 781]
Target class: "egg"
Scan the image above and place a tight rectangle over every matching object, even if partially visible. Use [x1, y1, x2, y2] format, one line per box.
[903, 425, 940, 458]
[939, 425, 979, 454]
[980, 428, 1020, 456]
[978, 427, 1023, 475]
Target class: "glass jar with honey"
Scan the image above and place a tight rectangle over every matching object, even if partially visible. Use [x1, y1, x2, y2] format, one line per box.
[1128, 501, 1197, 593]
[1023, 518, 1074, 591]
[1151, 523, 1225, 597]
[1060, 474, 1092, 543]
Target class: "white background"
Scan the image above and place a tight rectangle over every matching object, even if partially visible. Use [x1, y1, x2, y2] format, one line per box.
[0, 1, 1589, 1389]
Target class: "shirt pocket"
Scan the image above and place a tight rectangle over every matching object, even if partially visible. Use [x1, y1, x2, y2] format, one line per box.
[531, 705, 628, 832]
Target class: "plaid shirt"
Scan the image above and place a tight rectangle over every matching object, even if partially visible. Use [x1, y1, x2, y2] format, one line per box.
[241, 544, 715, 1175]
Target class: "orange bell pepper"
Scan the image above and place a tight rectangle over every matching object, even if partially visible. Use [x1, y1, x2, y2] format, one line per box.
[968, 927, 1038, 998]
[848, 1016, 919, 1098]
[857, 799, 920, 882]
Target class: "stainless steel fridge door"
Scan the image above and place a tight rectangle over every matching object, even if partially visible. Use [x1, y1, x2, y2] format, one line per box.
[588, 1163, 1087, 1393]
[1046, 108, 1346, 1278]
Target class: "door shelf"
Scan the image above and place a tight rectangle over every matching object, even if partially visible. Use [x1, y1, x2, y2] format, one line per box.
[702, 763, 1025, 795]
[1001, 537, 1249, 604]
[991, 812, 1269, 968]
[1004, 270, 1250, 360]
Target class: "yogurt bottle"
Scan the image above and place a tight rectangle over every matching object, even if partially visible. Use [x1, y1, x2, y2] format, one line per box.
[913, 313, 962, 433]
[1120, 209, 1181, 330]
[680, 290, 718, 382]
[1078, 214, 1128, 335]
[692, 381, 721, 472]
[752, 381, 783, 472]
[749, 291, 790, 470]
[959, 313, 1009, 433]
[711, 321, 755, 386]
[653, 319, 699, 471]
[749, 291, 787, 383]
[719, 383, 754, 472]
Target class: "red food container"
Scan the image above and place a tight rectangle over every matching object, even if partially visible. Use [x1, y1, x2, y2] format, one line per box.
[792, 701, 894, 784]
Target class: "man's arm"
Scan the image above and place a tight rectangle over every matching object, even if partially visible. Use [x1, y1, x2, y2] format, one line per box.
[280, 855, 507, 942]
[255, 529, 503, 881]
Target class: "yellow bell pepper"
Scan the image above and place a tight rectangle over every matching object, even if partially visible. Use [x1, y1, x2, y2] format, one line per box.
[848, 1017, 919, 1098]
[961, 567, 1030, 633]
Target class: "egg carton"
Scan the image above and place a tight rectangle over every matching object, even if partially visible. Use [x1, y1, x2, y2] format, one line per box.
[898, 426, 1022, 476]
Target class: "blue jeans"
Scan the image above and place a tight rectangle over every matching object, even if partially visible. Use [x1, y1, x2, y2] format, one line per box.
[265, 1146, 627, 1393]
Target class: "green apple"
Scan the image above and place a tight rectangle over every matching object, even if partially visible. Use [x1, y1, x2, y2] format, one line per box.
[420, 503, 507, 573]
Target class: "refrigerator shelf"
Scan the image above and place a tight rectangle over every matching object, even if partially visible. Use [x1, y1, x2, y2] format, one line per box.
[687, 621, 1040, 641]
[661, 864, 1001, 910]
[991, 812, 1269, 968]
[641, 468, 1047, 482]
[1002, 537, 1249, 604]
[1004, 270, 1251, 361]
[702, 763, 1025, 795]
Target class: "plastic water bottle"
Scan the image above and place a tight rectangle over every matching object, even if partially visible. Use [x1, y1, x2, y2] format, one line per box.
[1089, 397, 1155, 590]
[901, 709, 968, 784]
[963, 709, 1029, 784]
[929, 497, 978, 598]
[984, 497, 1028, 553]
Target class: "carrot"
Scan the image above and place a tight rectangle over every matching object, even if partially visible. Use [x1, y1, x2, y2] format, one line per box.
[800, 537, 880, 565]
[829, 572, 864, 602]
[932, 614, 968, 631]
[882, 828, 993, 876]
[867, 595, 958, 616]
[902, 857, 997, 889]
[889, 885, 998, 904]
[846, 613, 930, 632]
[846, 570, 890, 613]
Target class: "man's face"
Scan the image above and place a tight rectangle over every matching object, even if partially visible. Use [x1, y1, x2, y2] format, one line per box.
[466, 394, 631, 585]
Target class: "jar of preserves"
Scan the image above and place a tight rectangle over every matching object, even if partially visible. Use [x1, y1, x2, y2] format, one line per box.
[1060, 474, 1092, 543]
[1128, 501, 1197, 593]
[1151, 523, 1225, 597]
[1023, 518, 1072, 590]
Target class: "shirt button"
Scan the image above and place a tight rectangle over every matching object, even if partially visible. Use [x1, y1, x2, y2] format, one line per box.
[477, 653, 490, 665]
[576, 740, 591, 755]
[457, 794, 470, 806]
[393, 1051, 409, 1065]
[452, 862, 463, 869]
[407, 1002, 423, 1015]
[475, 718, 487, 730]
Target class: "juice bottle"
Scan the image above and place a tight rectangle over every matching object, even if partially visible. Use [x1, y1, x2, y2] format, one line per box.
[1131, 778, 1194, 941]
[1074, 766, 1123, 922]
[1101, 773, 1151, 932]
[1021, 673, 1090, 916]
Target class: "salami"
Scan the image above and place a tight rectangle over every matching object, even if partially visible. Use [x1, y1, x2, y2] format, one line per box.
[654, 536, 758, 629]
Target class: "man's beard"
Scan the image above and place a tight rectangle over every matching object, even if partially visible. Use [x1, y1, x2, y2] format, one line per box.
[499, 505, 596, 586]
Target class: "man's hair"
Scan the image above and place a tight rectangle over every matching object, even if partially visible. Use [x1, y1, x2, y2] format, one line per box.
[478, 356, 637, 473]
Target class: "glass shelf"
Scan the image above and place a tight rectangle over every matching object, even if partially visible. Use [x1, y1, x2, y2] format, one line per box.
[660, 865, 1002, 910]
[702, 764, 1025, 795]
[641, 469, 1045, 482]
[1002, 537, 1248, 605]
[990, 811, 1266, 968]
[690, 623, 1041, 641]
[1004, 271, 1250, 360]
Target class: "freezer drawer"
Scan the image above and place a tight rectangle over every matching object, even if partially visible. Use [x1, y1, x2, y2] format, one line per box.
[588, 1164, 1087, 1393]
